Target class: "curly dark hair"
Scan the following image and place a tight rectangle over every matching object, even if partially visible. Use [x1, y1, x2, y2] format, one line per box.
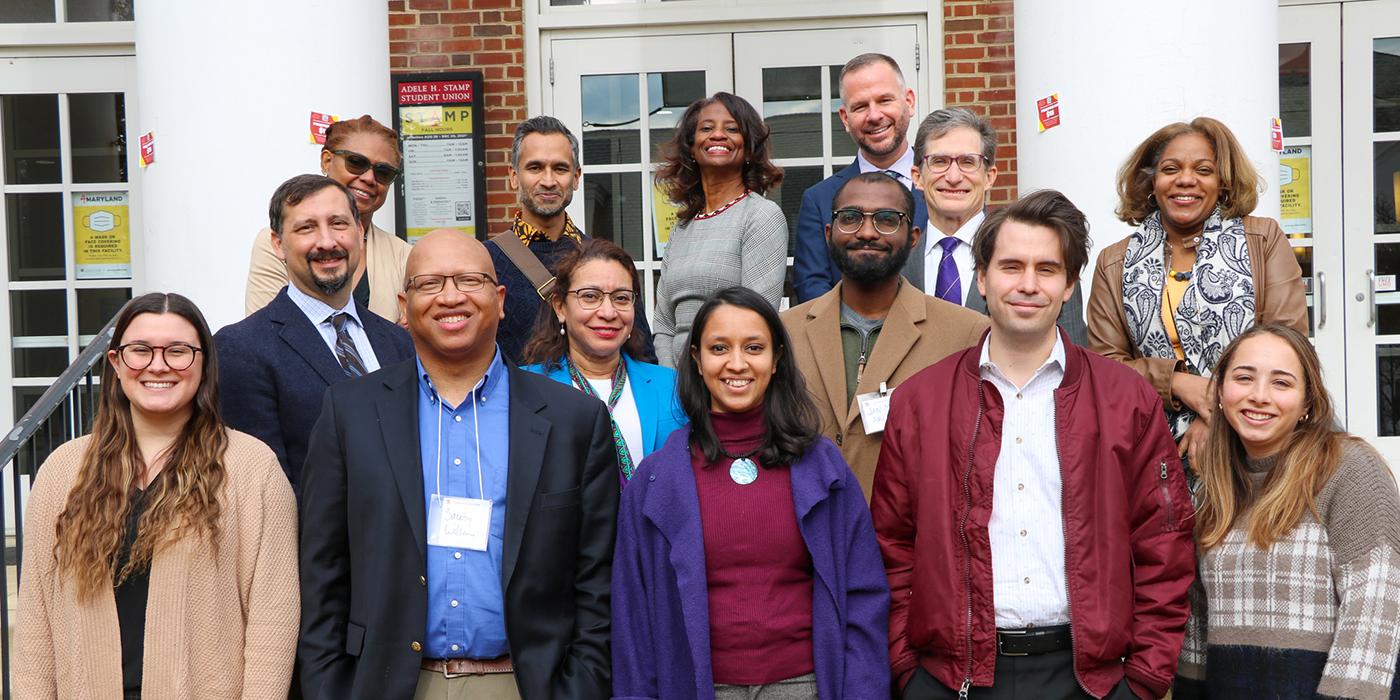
[520, 239, 648, 368]
[654, 92, 784, 223]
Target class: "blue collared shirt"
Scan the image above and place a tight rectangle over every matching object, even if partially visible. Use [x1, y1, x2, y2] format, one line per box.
[285, 283, 381, 372]
[417, 349, 510, 658]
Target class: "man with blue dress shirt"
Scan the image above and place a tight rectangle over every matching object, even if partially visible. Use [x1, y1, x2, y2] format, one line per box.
[298, 228, 619, 700]
[793, 53, 928, 303]
[216, 174, 414, 494]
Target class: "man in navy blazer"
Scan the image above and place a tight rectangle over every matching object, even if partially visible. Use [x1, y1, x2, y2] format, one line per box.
[216, 174, 414, 492]
[794, 53, 923, 303]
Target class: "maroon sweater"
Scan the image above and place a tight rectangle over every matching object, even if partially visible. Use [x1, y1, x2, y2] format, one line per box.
[692, 405, 815, 685]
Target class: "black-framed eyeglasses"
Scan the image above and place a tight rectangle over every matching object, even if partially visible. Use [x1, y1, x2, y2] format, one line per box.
[920, 153, 988, 174]
[331, 149, 402, 185]
[405, 272, 498, 295]
[832, 208, 909, 235]
[567, 287, 636, 310]
[116, 342, 202, 371]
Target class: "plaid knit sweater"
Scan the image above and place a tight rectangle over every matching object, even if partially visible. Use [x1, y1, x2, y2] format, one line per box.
[1175, 440, 1400, 700]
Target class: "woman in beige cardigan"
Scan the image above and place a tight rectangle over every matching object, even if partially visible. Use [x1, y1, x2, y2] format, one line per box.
[15, 292, 299, 700]
[245, 114, 412, 321]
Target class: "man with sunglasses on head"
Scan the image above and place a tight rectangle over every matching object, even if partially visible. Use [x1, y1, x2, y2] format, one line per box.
[912, 107, 1087, 345]
[487, 115, 656, 365]
[781, 171, 988, 499]
[217, 174, 415, 495]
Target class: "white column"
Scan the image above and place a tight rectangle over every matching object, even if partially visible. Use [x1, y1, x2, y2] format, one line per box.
[1014, 0, 1279, 302]
[135, 0, 391, 331]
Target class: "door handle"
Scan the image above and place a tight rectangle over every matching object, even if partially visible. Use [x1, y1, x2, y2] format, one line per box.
[1367, 269, 1377, 328]
[1316, 271, 1326, 330]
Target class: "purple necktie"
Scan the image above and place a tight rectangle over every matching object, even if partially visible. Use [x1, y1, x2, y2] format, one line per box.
[935, 236, 962, 305]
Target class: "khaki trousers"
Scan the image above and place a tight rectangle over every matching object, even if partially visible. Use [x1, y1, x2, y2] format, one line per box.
[412, 669, 521, 700]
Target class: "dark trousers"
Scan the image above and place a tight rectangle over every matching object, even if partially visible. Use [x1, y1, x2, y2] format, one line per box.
[900, 650, 1137, 700]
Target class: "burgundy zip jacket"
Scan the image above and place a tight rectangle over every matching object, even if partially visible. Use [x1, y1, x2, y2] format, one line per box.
[871, 329, 1195, 698]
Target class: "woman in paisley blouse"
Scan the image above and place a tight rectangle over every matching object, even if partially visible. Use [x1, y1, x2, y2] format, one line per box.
[1085, 116, 1308, 477]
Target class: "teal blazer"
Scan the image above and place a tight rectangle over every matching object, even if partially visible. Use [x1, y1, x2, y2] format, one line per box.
[522, 353, 688, 459]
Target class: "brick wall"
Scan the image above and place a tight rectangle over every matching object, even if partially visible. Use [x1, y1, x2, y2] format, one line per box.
[942, 0, 1017, 206]
[390, 0, 526, 231]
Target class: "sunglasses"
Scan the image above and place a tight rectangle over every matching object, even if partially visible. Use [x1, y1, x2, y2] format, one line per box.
[331, 149, 401, 185]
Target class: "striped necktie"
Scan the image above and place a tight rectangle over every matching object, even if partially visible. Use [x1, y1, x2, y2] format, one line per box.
[329, 312, 367, 378]
[935, 236, 963, 305]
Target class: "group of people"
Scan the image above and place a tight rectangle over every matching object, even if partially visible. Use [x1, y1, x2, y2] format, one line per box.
[12, 50, 1400, 700]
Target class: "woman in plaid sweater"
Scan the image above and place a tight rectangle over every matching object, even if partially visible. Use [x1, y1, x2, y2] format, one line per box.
[1175, 324, 1400, 699]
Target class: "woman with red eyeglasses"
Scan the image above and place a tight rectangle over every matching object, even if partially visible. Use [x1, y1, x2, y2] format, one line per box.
[244, 114, 413, 322]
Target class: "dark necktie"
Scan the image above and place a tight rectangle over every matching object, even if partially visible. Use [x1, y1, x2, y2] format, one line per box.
[935, 236, 963, 305]
[329, 313, 367, 378]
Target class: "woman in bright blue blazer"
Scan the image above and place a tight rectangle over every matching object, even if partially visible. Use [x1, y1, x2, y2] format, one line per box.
[521, 240, 687, 485]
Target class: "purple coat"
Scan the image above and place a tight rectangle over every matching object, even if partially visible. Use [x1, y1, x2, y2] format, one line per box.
[611, 428, 890, 700]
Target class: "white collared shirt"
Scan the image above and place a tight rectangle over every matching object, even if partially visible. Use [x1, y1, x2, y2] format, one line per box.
[285, 283, 382, 373]
[856, 146, 916, 191]
[979, 333, 1069, 628]
[924, 210, 983, 305]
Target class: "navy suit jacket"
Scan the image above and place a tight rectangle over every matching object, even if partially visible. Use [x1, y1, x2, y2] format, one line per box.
[792, 159, 929, 303]
[214, 287, 415, 492]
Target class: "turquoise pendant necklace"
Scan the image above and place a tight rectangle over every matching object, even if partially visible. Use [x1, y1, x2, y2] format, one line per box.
[719, 445, 761, 485]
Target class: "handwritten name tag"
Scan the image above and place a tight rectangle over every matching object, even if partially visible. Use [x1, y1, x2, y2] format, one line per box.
[427, 494, 492, 552]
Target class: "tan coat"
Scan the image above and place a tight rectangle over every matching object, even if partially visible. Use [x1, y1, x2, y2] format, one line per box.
[1086, 215, 1308, 408]
[244, 222, 413, 322]
[14, 430, 300, 700]
[782, 280, 990, 499]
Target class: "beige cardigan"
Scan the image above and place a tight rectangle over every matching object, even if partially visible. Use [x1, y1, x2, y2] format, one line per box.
[14, 430, 299, 700]
[244, 222, 413, 322]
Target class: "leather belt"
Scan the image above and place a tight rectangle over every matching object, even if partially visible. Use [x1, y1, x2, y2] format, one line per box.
[995, 625, 1071, 656]
[421, 655, 514, 677]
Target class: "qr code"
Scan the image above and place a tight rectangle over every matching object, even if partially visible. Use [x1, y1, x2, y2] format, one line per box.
[455, 201, 471, 222]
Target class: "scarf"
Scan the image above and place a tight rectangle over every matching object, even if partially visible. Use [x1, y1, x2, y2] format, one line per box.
[565, 357, 637, 484]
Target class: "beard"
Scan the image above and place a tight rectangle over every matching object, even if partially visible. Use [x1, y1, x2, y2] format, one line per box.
[307, 249, 351, 296]
[830, 235, 914, 285]
[521, 188, 575, 218]
[852, 109, 912, 159]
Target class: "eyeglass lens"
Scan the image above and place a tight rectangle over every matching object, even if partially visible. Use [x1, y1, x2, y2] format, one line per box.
[336, 150, 400, 185]
[120, 343, 198, 370]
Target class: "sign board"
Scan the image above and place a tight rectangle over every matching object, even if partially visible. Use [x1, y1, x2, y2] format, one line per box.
[1279, 146, 1312, 236]
[1037, 93, 1060, 132]
[391, 72, 487, 243]
[73, 191, 131, 279]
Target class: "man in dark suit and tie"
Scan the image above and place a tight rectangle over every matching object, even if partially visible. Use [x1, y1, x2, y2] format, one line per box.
[909, 107, 1088, 345]
[298, 229, 618, 700]
[794, 53, 926, 303]
[215, 174, 415, 493]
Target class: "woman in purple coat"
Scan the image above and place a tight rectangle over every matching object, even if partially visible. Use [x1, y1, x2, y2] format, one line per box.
[611, 286, 890, 700]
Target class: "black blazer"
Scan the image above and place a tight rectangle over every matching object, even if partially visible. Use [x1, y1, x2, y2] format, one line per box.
[214, 288, 415, 492]
[297, 359, 619, 700]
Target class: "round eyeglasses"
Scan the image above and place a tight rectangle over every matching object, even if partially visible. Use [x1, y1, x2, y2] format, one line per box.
[832, 208, 909, 235]
[920, 153, 988, 174]
[567, 287, 636, 310]
[116, 342, 202, 371]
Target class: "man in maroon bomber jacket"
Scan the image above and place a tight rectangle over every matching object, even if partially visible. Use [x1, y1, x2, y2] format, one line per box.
[871, 189, 1195, 700]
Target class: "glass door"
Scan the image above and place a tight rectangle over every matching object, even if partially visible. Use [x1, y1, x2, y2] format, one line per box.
[548, 34, 733, 316]
[1342, 0, 1400, 465]
[733, 24, 920, 308]
[0, 56, 139, 436]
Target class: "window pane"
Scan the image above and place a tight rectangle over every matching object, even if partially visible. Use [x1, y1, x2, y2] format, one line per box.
[583, 171, 643, 260]
[582, 74, 641, 165]
[3, 94, 61, 184]
[1379, 344, 1400, 437]
[647, 71, 706, 160]
[12, 289, 69, 378]
[65, 0, 133, 21]
[830, 65, 856, 160]
[69, 93, 127, 183]
[77, 287, 130, 336]
[1374, 37, 1400, 133]
[1279, 43, 1311, 139]
[763, 66, 822, 159]
[765, 165, 823, 257]
[0, 0, 55, 22]
[7, 193, 65, 282]
[1378, 243, 1400, 336]
[1376, 140, 1400, 235]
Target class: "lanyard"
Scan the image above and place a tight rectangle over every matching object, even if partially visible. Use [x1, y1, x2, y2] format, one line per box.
[431, 373, 486, 500]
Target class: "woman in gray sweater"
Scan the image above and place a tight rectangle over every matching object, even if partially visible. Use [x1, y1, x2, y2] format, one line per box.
[652, 92, 788, 368]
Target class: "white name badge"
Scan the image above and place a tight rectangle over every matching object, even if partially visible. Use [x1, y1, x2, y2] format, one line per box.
[426, 494, 492, 552]
[856, 381, 894, 435]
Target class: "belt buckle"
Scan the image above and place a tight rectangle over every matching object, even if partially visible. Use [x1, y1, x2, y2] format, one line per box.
[997, 628, 1030, 657]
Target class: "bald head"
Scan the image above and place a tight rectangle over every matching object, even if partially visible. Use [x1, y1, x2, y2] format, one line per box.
[399, 228, 505, 369]
[404, 228, 497, 286]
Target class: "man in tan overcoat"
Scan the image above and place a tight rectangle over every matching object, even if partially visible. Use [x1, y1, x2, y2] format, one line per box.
[782, 171, 988, 498]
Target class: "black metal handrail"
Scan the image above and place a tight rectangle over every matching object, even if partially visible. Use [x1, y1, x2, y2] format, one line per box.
[1, 316, 116, 700]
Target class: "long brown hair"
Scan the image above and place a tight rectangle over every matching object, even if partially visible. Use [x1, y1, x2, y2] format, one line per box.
[1114, 116, 1261, 225]
[1196, 324, 1350, 550]
[520, 239, 647, 368]
[654, 92, 783, 223]
[55, 293, 228, 599]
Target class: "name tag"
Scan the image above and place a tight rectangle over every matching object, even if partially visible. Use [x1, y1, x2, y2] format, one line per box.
[856, 381, 894, 435]
[427, 494, 492, 552]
